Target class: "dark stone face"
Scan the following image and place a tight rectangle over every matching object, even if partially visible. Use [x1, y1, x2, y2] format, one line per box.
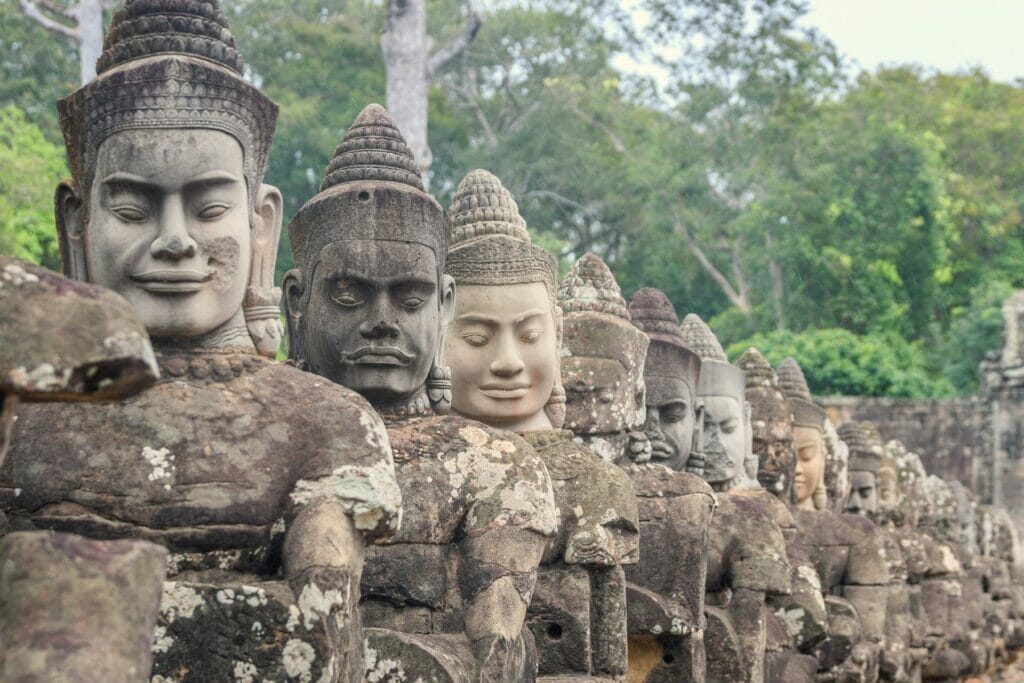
[301, 239, 441, 404]
[846, 470, 879, 516]
[752, 417, 795, 498]
[643, 379, 696, 472]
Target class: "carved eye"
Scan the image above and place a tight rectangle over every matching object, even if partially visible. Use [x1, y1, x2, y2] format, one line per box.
[721, 419, 738, 435]
[662, 404, 687, 423]
[462, 333, 488, 347]
[112, 206, 147, 222]
[332, 294, 361, 307]
[197, 203, 231, 220]
[400, 297, 425, 310]
[521, 329, 542, 343]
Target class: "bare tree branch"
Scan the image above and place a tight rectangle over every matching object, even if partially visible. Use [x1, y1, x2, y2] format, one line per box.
[100, 0, 120, 9]
[427, 0, 482, 79]
[674, 214, 750, 312]
[446, 79, 499, 148]
[565, 99, 634, 161]
[37, 0, 74, 18]
[19, 0, 78, 39]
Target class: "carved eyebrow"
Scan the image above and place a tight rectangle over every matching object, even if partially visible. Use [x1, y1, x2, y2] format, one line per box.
[456, 313, 500, 325]
[514, 309, 547, 325]
[101, 171, 240, 192]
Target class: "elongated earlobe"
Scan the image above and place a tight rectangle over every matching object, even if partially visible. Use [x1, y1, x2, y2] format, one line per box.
[55, 180, 87, 280]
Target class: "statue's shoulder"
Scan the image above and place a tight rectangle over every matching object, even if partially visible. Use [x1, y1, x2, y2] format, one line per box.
[794, 509, 858, 546]
[714, 491, 791, 594]
[623, 463, 714, 500]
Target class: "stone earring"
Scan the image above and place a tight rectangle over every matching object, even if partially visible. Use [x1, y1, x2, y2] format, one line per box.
[244, 286, 284, 358]
[426, 362, 452, 414]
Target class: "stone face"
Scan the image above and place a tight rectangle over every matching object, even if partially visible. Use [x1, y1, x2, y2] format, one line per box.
[443, 192, 637, 680]
[629, 289, 702, 475]
[777, 358, 827, 511]
[679, 314, 752, 492]
[738, 347, 796, 501]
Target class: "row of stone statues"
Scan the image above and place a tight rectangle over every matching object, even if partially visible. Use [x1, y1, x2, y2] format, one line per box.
[1, 1, 1022, 681]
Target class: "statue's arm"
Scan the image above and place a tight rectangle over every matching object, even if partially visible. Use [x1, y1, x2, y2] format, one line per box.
[283, 499, 365, 608]
[460, 527, 547, 672]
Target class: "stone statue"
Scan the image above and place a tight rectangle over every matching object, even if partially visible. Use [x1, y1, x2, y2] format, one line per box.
[439, 176, 636, 680]
[287, 126, 558, 681]
[0, 257, 166, 682]
[736, 348, 796, 500]
[678, 313, 755, 492]
[776, 358, 827, 511]
[629, 289, 703, 474]
[2, 6, 403, 680]
[558, 255, 715, 681]
[823, 417, 851, 514]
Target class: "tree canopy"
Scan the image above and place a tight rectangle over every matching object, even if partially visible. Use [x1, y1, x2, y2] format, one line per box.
[2, 0, 1022, 397]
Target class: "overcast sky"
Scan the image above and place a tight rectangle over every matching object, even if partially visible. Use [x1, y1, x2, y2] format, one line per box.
[803, 0, 1024, 82]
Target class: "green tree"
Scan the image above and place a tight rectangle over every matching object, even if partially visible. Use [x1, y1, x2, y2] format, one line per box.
[0, 105, 66, 268]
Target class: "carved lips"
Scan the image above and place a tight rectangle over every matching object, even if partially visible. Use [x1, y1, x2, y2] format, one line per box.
[345, 346, 413, 367]
[130, 269, 212, 294]
[479, 382, 531, 399]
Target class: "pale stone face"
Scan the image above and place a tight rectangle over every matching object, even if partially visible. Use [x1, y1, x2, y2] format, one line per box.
[643, 382, 695, 471]
[793, 425, 825, 509]
[878, 469, 899, 513]
[701, 394, 745, 483]
[302, 240, 440, 404]
[846, 470, 878, 516]
[446, 282, 557, 432]
[87, 129, 251, 338]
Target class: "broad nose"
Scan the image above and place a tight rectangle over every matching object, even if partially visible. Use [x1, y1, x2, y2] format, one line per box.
[489, 334, 525, 377]
[150, 201, 198, 260]
[644, 408, 663, 440]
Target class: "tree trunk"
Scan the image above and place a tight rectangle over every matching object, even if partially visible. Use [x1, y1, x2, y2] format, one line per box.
[382, 0, 431, 176]
[74, 0, 106, 83]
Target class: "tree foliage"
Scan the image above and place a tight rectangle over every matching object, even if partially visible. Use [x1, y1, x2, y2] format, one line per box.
[2, 0, 1024, 397]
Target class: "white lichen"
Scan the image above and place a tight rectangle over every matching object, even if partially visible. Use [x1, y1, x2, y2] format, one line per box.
[281, 639, 316, 682]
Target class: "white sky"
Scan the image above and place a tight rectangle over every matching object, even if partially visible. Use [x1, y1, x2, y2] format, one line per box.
[802, 0, 1024, 82]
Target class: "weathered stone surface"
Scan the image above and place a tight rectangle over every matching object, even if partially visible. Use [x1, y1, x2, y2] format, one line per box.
[3, 355, 400, 680]
[0, 531, 166, 682]
[0, 256, 157, 404]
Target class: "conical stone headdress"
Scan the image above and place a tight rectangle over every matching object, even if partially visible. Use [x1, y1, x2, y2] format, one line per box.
[837, 421, 881, 474]
[444, 170, 557, 302]
[558, 252, 630, 320]
[288, 104, 444, 273]
[628, 288, 700, 404]
[558, 252, 647, 370]
[57, 0, 278, 203]
[737, 347, 791, 422]
[679, 313, 744, 402]
[777, 357, 825, 430]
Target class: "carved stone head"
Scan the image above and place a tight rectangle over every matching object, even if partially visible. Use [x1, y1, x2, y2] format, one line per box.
[886, 440, 927, 528]
[823, 417, 850, 512]
[947, 480, 979, 555]
[558, 253, 649, 444]
[285, 104, 453, 415]
[777, 357, 827, 510]
[442, 170, 563, 432]
[738, 347, 795, 499]
[837, 421, 881, 517]
[629, 289, 702, 472]
[56, 0, 282, 354]
[679, 314, 749, 490]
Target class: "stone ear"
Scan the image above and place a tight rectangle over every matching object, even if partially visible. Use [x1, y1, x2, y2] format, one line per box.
[245, 184, 285, 357]
[282, 269, 306, 366]
[55, 180, 87, 280]
[692, 398, 706, 454]
[440, 274, 456, 327]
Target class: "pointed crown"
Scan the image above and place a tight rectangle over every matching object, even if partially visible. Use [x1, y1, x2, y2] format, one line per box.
[288, 104, 444, 272]
[448, 169, 530, 246]
[444, 170, 557, 302]
[738, 347, 792, 423]
[320, 104, 424, 192]
[628, 288, 700, 403]
[738, 347, 776, 388]
[777, 357, 825, 429]
[558, 252, 629, 320]
[679, 313, 744, 401]
[679, 313, 727, 362]
[58, 0, 277, 206]
[838, 421, 882, 474]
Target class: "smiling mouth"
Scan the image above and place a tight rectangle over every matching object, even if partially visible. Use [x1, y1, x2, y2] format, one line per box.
[649, 441, 673, 459]
[345, 346, 412, 366]
[480, 382, 530, 399]
[131, 269, 211, 293]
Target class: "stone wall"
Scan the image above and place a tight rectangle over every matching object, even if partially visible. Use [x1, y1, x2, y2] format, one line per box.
[821, 396, 989, 494]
